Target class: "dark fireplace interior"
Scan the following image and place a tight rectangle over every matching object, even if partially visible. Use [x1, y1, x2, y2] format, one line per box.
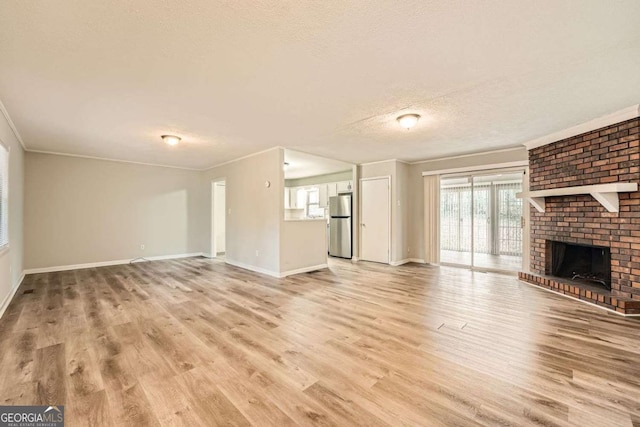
[547, 240, 611, 290]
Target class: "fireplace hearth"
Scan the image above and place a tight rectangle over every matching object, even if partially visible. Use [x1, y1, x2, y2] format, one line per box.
[546, 240, 611, 290]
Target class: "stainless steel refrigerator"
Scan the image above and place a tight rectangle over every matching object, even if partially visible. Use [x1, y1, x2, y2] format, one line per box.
[329, 195, 352, 259]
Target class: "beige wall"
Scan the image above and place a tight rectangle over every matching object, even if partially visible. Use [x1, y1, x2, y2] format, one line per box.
[18, 138, 526, 284]
[0, 110, 24, 312]
[202, 148, 283, 275]
[24, 146, 327, 278]
[280, 220, 327, 273]
[408, 148, 528, 261]
[24, 152, 206, 269]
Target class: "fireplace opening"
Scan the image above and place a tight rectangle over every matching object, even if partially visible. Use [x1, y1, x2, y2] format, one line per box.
[546, 240, 611, 290]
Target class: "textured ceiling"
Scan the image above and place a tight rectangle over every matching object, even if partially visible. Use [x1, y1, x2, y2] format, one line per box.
[1, 1, 639, 169]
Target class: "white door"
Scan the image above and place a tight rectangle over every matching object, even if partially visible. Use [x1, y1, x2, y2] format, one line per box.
[211, 180, 226, 257]
[361, 177, 390, 264]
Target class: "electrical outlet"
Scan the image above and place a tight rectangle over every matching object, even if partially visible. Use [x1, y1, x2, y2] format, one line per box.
[140, 244, 145, 250]
[408, 247, 411, 254]
[255, 250, 259, 257]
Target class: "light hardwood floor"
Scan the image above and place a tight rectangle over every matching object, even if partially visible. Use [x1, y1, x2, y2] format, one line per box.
[1, 257, 639, 426]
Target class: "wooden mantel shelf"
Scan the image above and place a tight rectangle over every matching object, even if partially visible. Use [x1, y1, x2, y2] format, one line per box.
[516, 182, 638, 213]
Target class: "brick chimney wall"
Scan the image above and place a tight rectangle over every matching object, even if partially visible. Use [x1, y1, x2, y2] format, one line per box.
[527, 117, 640, 299]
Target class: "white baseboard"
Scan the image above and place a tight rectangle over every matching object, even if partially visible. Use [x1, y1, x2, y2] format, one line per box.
[0, 272, 25, 319]
[390, 258, 425, 266]
[224, 259, 281, 278]
[23, 252, 205, 275]
[280, 264, 328, 277]
[225, 259, 328, 278]
[517, 279, 640, 317]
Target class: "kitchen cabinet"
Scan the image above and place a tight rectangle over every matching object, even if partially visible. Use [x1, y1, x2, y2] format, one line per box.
[285, 187, 304, 209]
[318, 184, 328, 207]
[327, 183, 338, 198]
[295, 188, 307, 209]
[337, 181, 353, 193]
[287, 180, 352, 210]
[284, 187, 291, 208]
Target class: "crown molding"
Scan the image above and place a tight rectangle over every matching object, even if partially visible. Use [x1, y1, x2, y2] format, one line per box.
[523, 104, 640, 151]
[205, 146, 285, 170]
[27, 149, 202, 171]
[0, 100, 27, 151]
[408, 146, 524, 165]
[359, 158, 409, 167]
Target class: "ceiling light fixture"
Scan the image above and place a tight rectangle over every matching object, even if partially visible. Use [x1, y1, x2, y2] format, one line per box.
[161, 135, 181, 146]
[396, 114, 421, 130]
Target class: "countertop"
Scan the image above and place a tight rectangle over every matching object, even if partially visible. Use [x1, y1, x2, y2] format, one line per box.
[284, 218, 328, 222]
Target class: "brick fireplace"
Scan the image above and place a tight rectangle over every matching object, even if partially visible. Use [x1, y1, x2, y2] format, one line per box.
[518, 116, 640, 315]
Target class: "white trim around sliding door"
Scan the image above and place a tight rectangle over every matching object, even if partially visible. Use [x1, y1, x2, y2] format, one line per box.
[422, 160, 528, 177]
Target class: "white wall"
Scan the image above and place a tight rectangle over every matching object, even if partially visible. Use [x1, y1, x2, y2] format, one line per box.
[408, 148, 528, 261]
[213, 182, 226, 254]
[24, 152, 206, 269]
[0, 109, 24, 314]
[202, 148, 283, 276]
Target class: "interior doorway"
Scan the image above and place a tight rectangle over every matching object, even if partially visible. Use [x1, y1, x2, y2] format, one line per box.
[360, 176, 390, 264]
[211, 180, 226, 258]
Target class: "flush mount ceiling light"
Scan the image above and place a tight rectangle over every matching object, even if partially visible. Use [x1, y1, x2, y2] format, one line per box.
[161, 135, 181, 146]
[396, 114, 421, 130]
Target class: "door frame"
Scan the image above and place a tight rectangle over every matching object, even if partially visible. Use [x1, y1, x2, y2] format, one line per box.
[359, 175, 391, 264]
[211, 178, 226, 258]
[438, 166, 528, 274]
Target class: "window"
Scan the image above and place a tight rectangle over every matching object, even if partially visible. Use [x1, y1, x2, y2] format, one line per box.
[306, 188, 325, 218]
[0, 143, 7, 248]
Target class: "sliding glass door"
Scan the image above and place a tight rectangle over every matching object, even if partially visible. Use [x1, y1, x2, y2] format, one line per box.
[440, 176, 472, 267]
[440, 170, 524, 272]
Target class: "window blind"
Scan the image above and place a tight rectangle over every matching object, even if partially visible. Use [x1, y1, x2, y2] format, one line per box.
[0, 144, 8, 248]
